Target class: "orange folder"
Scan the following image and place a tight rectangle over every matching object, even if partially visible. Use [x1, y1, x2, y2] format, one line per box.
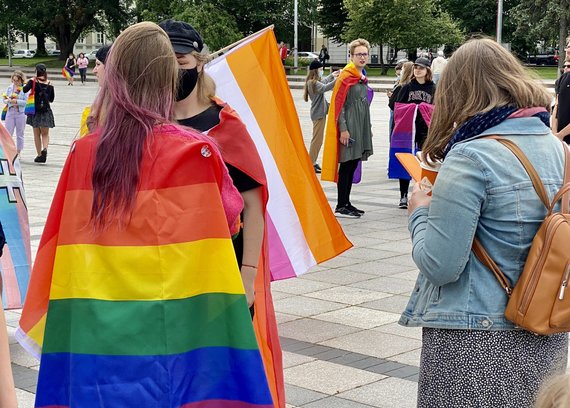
[395, 152, 439, 195]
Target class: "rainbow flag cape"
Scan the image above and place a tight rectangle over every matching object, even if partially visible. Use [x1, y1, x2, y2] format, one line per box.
[16, 125, 273, 407]
[321, 62, 365, 182]
[0, 122, 31, 309]
[388, 102, 434, 179]
[62, 66, 74, 80]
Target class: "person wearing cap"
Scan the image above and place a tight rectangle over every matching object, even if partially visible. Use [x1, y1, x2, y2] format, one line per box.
[23, 63, 55, 163]
[79, 44, 112, 137]
[394, 56, 435, 208]
[303, 59, 339, 173]
[160, 19, 284, 407]
[430, 50, 447, 84]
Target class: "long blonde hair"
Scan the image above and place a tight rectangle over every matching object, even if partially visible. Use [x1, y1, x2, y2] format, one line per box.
[399, 62, 414, 85]
[423, 38, 552, 161]
[303, 68, 320, 102]
[192, 51, 217, 105]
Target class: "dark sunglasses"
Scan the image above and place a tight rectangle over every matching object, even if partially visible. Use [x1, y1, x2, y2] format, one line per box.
[564, 65, 570, 68]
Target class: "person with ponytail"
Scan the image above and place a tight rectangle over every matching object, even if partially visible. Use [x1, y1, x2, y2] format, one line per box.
[303, 59, 339, 173]
[17, 22, 274, 407]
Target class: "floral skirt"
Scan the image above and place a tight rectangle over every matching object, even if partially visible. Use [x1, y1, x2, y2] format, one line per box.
[418, 328, 568, 408]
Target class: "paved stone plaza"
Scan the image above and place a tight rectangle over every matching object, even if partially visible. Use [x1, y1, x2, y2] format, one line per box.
[2, 75, 562, 407]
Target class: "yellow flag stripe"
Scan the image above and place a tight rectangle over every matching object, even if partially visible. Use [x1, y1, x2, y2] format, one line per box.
[50, 239, 244, 301]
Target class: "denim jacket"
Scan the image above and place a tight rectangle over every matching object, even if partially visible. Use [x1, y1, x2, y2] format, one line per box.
[3, 84, 28, 114]
[399, 117, 567, 330]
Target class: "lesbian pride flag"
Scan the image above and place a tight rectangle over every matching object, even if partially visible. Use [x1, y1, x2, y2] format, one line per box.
[206, 27, 351, 282]
[0, 122, 30, 309]
[17, 127, 273, 407]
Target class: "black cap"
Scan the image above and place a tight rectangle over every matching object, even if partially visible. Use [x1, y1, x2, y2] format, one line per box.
[96, 45, 111, 64]
[414, 57, 431, 68]
[159, 19, 204, 54]
[35, 63, 47, 75]
[309, 60, 323, 70]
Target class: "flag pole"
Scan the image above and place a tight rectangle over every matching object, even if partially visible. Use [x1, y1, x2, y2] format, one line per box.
[209, 25, 275, 59]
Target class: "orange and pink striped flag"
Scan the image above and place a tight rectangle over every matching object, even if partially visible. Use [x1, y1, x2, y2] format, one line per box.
[206, 27, 352, 282]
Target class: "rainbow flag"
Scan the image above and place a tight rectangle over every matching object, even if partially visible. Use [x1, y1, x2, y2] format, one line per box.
[206, 27, 351, 282]
[24, 82, 35, 116]
[61, 66, 74, 80]
[16, 125, 273, 407]
[0, 122, 31, 309]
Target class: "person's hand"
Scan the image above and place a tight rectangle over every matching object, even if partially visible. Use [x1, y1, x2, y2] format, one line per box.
[9, 99, 17, 106]
[240, 265, 256, 307]
[332, 70, 340, 78]
[339, 130, 350, 146]
[408, 183, 432, 215]
[387, 90, 393, 97]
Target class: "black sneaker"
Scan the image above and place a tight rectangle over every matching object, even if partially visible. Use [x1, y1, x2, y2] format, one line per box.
[34, 155, 43, 163]
[313, 163, 322, 174]
[335, 205, 361, 218]
[398, 196, 408, 209]
[347, 204, 365, 214]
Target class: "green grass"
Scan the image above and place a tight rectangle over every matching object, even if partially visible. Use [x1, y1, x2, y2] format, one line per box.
[527, 66, 559, 80]
[0, 57, 95, 69]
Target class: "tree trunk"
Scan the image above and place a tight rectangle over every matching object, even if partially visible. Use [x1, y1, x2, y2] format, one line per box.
[379, 44, 387, 75]
[559, 0, 568, 77]
[35, 32, 47, 56]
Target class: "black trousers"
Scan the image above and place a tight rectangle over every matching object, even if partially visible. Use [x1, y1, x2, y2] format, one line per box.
[337, 159, 360, 208]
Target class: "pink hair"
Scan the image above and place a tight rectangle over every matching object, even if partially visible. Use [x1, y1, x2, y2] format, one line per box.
[90, 23, 177, 229]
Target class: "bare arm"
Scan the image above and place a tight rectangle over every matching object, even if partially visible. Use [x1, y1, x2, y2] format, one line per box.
[240, 186, 265, 307]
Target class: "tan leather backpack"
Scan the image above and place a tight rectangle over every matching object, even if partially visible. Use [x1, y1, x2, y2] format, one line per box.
[473, 137, 570, 335]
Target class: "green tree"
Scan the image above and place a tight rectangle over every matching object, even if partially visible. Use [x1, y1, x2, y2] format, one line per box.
[510, 0, 570, 67]
[316, 0, 349, 42]
[174, 3, 242, 52]
[344, 0, 463, 73]
[6, 0, 130, 59]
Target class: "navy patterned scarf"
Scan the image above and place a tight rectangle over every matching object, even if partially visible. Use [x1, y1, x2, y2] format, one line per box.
[443, 105, 550, 158]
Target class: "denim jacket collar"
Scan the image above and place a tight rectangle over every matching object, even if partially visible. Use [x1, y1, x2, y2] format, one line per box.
[453, 117, 550, 147]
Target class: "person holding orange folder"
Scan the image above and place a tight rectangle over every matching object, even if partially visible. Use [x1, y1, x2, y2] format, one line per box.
[400, 38, 568, 408]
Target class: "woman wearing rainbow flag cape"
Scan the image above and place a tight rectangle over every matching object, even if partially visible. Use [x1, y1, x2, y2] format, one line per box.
[160, 19, 284, 407]
[322, 39, 374, 219]
[17, 22, 274, 408]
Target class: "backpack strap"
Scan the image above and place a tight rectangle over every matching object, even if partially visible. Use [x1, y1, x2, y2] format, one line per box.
[486, 137, 550, 208]
[472, 238, 512, 295]
[561, 143, 570, 214]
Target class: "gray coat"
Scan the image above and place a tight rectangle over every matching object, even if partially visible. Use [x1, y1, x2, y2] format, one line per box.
[308, 74, 336, 121]
[338, 82, 373, 163]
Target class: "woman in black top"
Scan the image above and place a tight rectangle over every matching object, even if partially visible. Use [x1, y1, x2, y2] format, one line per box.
[394, 57, 436, 208]
[23, 64, 55, 163]
[64, 53, 77, 86]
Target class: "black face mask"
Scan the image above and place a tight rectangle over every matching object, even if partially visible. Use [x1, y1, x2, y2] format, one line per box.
[176, 67, 199, 101]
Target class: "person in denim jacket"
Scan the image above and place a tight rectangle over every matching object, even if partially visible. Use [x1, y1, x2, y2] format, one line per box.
[400, 39, 569, 408]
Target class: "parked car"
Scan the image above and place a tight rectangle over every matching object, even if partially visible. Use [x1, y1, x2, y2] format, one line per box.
[297, 51, 319, 60]
[86, 49, 99, 60]
[12, 49, 35, 59]
[48, 49, 61, 56]
[526, 52, 559, 66]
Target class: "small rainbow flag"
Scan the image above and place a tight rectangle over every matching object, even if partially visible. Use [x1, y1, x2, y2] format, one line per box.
[17, 125, 273, 407]
[61, 66, 74, 80]
[0, 122, 31, 309]
[24, 81, 35, 116]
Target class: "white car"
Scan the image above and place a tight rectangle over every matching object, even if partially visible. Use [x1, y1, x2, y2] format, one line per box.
[12, 49, 35, 59]
[86, 49, 99, 59]
[296, 52, 319, 60]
